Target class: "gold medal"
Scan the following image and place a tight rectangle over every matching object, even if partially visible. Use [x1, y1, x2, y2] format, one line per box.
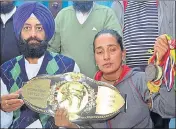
[155, 65, 163, 81]
[147, 81, 161, 94]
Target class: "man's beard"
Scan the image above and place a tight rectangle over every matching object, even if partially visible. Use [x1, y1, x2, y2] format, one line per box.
[0, 2, 15, 14]
[19, 37, 48, 58]
[73, 1, 93, 13]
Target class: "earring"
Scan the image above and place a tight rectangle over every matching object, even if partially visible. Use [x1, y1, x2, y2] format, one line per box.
[122, 59, 126, 64]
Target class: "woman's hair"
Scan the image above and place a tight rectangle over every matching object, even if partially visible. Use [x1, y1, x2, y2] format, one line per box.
[93, 29, 123, 52]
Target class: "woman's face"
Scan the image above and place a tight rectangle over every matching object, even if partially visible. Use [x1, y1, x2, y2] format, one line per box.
[94, 33, 125, 74]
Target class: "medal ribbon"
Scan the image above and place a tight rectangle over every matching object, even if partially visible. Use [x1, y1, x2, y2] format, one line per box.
[163, 50, 175, 91]
[148, 36, 175, 92]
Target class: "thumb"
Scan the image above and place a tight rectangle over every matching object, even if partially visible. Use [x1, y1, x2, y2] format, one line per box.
[14, 88, 22, 94]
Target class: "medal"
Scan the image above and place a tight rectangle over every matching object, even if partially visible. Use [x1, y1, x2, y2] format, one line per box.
[146, 35, 175, 94]
[145, 64, 163, 82]
[145, 64, 163, 94]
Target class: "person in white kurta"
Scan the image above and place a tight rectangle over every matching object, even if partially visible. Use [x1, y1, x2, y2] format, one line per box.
[1, 56, 80, 128]
[0, 2, 80, 128]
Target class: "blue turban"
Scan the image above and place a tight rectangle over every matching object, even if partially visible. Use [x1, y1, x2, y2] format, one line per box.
[13, 2, 55, 41]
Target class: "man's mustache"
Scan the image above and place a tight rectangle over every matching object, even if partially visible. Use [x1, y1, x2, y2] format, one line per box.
[26, 37, 43, 43]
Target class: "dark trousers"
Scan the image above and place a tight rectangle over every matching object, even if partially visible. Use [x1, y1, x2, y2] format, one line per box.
[151, 112, 170, 128]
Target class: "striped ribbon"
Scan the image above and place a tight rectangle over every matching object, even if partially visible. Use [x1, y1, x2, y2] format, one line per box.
[163, 53, 175, 91]
[148, 35, 175, 92]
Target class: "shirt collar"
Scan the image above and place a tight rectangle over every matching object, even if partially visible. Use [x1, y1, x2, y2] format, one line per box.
[25, 55, 44, 65]
[94, 65, 131, 85]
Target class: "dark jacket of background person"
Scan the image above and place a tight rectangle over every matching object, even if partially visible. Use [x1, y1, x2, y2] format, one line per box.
[0, 10, 21, 65]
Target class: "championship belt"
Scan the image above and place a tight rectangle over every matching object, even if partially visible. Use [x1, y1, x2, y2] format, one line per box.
[145, 35, 175, 94]
[21, 72, 126, 123]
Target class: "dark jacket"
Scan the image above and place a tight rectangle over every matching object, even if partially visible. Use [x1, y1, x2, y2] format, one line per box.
[0, 15, 21, 66]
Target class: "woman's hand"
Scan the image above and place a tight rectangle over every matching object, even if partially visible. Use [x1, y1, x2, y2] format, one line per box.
[54, 108, 79, 128]
[154, 34, 169, 62]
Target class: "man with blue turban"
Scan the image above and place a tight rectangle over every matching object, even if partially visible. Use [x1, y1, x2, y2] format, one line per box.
[0, 2, 79, 128]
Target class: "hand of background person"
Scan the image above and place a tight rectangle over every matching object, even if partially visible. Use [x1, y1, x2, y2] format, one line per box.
[1, 89, 24, 112]
[54, 108, 79, 128]
[154, 34, 169, 62]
